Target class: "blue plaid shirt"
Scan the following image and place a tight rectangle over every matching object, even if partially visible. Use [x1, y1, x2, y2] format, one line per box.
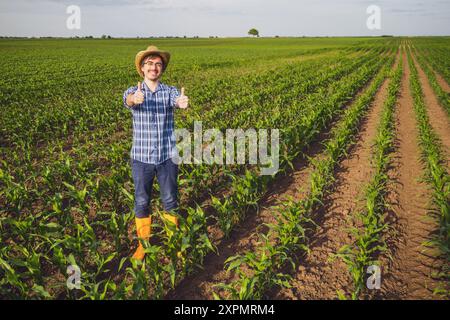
[123, 82, 180, 164]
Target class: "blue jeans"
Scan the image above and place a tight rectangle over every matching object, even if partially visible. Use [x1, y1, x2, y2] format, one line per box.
[131, 158, 179, 218]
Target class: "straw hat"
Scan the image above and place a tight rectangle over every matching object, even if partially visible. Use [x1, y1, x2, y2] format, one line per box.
[135, 45, 171, 77]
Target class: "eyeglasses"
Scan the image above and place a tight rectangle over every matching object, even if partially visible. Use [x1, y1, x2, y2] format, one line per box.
[143, 61, 163, 68]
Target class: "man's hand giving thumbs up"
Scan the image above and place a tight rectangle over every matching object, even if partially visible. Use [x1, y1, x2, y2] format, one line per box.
[176, 87, 189, 109]
[133, 81, 145, 105]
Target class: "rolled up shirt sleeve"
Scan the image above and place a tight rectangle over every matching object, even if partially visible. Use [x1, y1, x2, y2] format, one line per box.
[169, 86, 180, 108]
[123, 86, 138, 110]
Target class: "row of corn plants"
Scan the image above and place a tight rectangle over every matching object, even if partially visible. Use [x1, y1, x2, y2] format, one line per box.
[410, 45, 450, 116]
[407, 48, 450, 298]
[212, 53, 396, 300]
[208, 52, 388, 238]
[412, 39, 450, 84]
[334, 53, 403, 300]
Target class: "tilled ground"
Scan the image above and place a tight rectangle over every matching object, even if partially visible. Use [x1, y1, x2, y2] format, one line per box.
[166, 46, 449, 300]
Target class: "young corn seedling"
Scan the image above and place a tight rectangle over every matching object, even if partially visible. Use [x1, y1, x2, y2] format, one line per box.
[407, 48, 450, 298]
[217, 233, 293, 300]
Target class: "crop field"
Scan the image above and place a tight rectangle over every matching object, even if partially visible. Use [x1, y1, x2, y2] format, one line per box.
[0, 37, 449, 300]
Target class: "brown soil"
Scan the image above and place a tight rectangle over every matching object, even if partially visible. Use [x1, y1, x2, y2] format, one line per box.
[167, 127, 328, 300]
[270, 63, 393, 300]
[167, 54, 393, 300]
[411, 52, 450, 171]
[378, 50, 442, 299]
[167, 49, 446, 300]
[434, 71, 450, 93]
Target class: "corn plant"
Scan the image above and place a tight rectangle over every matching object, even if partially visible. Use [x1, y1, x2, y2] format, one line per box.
[217, 50, 395, 300]
[335, 55, 403, 299]
[407, 47, 450, 298]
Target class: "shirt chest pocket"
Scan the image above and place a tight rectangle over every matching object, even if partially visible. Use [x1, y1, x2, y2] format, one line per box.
[154, 98, 173, 114]
[142, 91, 173, 114]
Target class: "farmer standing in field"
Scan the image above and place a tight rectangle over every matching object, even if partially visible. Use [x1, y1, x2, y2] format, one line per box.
[123, 45, 189, 261]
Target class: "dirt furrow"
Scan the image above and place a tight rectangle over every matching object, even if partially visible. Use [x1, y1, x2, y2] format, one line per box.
[433, 71, 450, 93]
[270, 69, 393, 300]
[378, 50, 442, 299]
[167, 130, 327, 299]
[411, 52, 450, 170]
[168, 55, 394, 300]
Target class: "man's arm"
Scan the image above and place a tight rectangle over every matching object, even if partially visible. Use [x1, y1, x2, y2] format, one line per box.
[174, 87, 189, 109]
[125, 93, 137, 108]
[123, 82, 144, 109]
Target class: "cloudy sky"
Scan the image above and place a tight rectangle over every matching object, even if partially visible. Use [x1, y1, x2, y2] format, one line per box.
[0, 0, 449, 37]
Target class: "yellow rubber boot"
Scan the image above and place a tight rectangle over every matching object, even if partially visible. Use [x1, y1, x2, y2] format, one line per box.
[132, 217, 151, 261]
[162, 213, 178, 237]
[161, 213, 183, 259]
[162, 213, 178, 227]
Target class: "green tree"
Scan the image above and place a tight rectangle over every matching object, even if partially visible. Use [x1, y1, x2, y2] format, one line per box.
[248, 28, 259, 37]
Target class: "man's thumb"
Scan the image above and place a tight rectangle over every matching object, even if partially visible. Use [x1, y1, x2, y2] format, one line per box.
[180, 87, 185, 96]
[137, 82, 141, 92]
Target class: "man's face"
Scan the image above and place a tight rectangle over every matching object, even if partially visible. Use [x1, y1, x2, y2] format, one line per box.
[141, 55, 163, 81]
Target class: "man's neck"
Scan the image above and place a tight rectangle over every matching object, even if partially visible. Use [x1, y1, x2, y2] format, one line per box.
[144, 79, 160, 93]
